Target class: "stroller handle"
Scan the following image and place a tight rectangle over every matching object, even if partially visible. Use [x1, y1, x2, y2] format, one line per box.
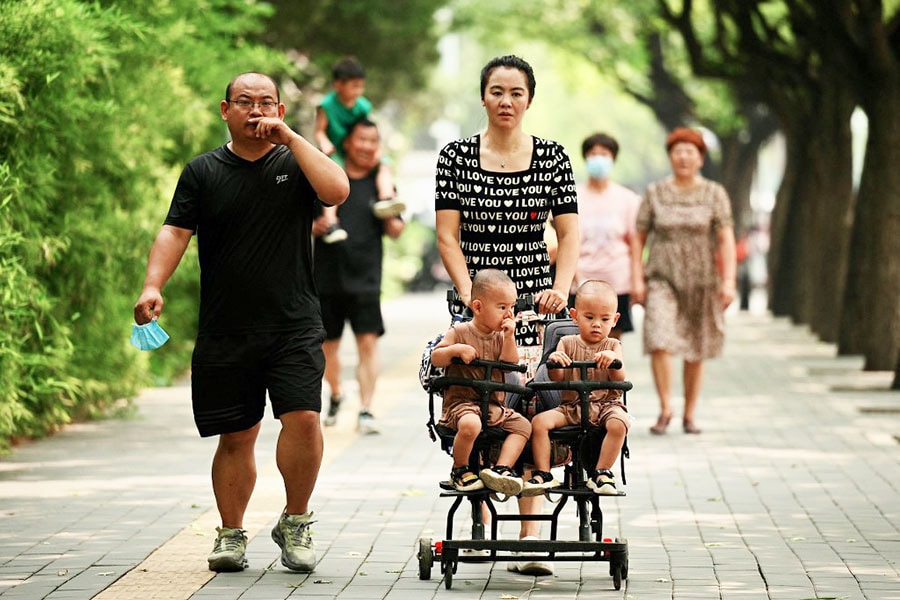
[449, 356, 527, 373]
[531, 360, 632, 393]
[546, 359, 622, 371]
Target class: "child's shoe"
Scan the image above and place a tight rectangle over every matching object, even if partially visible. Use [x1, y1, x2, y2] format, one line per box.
[586, 468, 617, 495]
[479, 465, 523, 496]
[450, 466, 484, 492]
[521, 470, 560, 497]
[371, 197, 406, 219]
[322, 224, 348, 244]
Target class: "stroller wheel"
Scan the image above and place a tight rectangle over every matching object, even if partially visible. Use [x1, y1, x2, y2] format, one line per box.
[417, 537, 433, 580]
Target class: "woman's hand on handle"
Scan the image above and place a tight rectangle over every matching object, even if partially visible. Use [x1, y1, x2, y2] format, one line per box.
[535, 288, 567, 314]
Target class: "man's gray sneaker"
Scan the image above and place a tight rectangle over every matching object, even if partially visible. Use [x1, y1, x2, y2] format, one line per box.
[357, 410, 380, 434]
[271, 512, 316, 572]
[208, 526, 248, 572]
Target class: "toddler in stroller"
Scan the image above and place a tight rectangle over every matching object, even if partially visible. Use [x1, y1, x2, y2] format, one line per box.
[523, 280, 629, 497]
[429, 269, 532, 495]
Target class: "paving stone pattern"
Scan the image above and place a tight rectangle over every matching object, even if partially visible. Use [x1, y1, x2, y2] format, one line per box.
[1, 292, 898, 599]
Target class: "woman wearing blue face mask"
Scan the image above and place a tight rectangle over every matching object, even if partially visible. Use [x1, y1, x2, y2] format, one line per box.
[570, 132, 642, 339]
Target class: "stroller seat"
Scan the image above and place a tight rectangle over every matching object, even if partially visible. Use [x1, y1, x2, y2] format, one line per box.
[426, 357, 531, 488]
[521, 319, 631, 494]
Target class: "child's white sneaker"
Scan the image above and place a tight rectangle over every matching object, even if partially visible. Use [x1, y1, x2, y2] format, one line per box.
[371, 197, 406, 219]
[479, 465, 523, 496]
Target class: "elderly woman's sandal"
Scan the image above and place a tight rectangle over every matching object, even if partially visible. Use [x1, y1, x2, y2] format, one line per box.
[682, 419, 702, 434]
[649, 414, 672, 435]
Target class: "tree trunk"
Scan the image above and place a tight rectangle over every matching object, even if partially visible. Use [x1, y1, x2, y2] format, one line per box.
[767, 85, 854, 328]
[839, 77, 900, 369]
[805, 89, 855, 343]
[718, 104, 779, 232]
[767, 125, 803, 318]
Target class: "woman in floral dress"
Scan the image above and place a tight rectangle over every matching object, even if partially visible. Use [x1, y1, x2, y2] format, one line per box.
[631, 127, 737, 435]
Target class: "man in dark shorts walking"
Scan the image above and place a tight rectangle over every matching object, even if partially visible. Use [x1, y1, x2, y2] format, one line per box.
[312, 118, 404, 434]
[133, 72, 349, 573]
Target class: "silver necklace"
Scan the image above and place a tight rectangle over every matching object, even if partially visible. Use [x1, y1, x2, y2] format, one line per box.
[498, 146, 518, 169]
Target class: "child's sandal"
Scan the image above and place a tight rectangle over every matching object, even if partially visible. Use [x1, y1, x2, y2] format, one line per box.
[521, 469, 561, 497]
[450, 465, 484, 492]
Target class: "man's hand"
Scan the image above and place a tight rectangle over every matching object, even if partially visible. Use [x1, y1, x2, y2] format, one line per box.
[249, 117, 297, 146]
[134, 288, 163, 325]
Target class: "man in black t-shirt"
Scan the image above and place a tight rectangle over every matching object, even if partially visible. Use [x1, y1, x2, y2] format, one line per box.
[312, 118, 404, 434]
[133, 73, 348, 574]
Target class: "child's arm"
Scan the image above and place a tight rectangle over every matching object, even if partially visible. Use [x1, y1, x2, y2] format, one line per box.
[430, 328, 478, 367]
[594, 345, 626, 381]
[545, 350, 571, 381]
[375, 162, 395, 201]
[313, 107, 335, 156]
[546, 337, 571, 381]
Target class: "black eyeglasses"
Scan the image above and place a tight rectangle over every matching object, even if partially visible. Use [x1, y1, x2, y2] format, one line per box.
[227, 99, 279, 110]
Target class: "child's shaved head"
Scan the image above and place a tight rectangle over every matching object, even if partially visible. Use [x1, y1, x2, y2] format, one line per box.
[471, 269, 516, 301]
[575, 280, 617, 309]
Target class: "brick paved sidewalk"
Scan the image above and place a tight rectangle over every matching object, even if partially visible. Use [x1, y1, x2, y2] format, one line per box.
[1, 292, 898, 599]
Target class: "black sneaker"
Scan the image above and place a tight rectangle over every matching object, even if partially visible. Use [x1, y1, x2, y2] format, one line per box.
[323, 396, 341, 426]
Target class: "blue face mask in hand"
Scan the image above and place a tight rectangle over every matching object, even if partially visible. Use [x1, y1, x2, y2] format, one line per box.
[130, 319, 170, 351]
[585, 154, 614, 180]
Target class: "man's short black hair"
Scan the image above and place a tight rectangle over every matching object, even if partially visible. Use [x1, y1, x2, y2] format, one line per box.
[346, 117, 378, 138]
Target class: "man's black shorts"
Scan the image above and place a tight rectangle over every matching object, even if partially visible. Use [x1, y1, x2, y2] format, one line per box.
[319, 292, 385, 340]
[190, 327, 326, 437]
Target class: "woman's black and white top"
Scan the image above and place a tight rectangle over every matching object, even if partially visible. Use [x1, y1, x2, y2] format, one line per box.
[435, 134, 578, 346]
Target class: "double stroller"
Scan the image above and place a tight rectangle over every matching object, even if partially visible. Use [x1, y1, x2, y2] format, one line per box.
[417, 292, 632, 590]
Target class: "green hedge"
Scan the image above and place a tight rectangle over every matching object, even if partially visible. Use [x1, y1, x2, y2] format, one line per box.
[0, 0, 286, 450]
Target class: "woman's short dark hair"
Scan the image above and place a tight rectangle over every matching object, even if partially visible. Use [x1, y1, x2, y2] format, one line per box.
[581, 132, 619, 159]
[480, 55, 536, 101]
